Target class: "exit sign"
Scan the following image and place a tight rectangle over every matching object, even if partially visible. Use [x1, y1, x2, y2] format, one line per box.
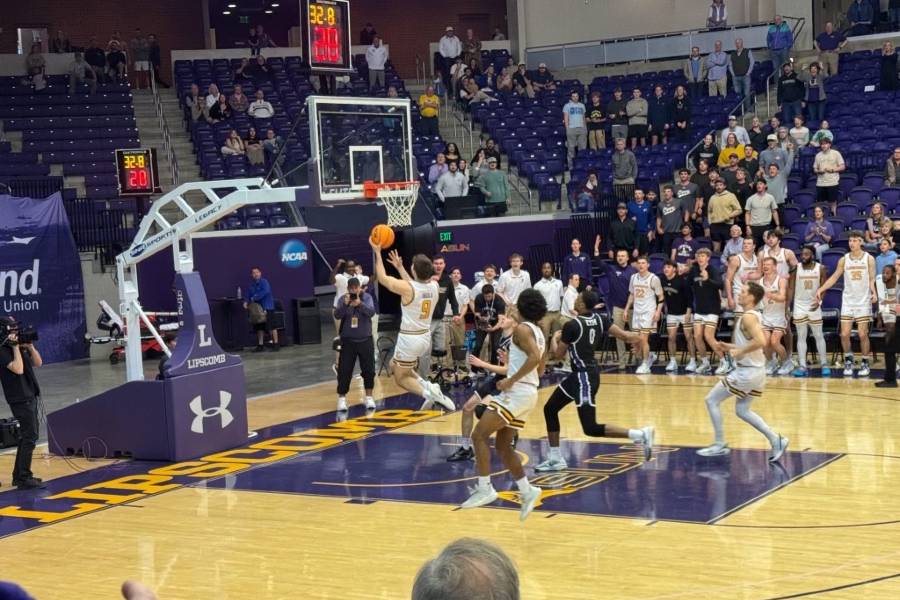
[438, 231, 452, 243]
[240, 16, 250, 23]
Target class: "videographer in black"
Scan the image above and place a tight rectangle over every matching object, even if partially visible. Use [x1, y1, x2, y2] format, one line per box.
[334, 278, 376, 412]
[0, 316, 45, 490]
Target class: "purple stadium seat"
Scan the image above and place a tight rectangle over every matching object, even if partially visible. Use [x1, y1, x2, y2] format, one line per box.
[246, 216, 268, 229]
[847, 187, 874, 205]
[879, 187, 900, 212]
[821, 249, 845, 276]
[835, 203, 860, 225]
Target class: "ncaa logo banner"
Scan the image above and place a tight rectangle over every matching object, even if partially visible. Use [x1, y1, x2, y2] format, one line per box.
[0, 192, 86, 363]
[279, 239, 309, 269]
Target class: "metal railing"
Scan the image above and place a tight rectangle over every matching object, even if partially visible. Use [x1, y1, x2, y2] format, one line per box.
[684, 97, 748, 172]
[150, 68, 179, 187]
[63, 198, 134, 266]
[0, 176, 64, 199]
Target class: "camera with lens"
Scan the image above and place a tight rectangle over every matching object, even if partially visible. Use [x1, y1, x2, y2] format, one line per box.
[348, 292, 359, 301]
[0, 317, 37, 346]
[16, 326, 38, 345]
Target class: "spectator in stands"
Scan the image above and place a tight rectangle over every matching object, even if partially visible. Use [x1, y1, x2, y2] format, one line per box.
[256, 25, 275, 49]
[229, 84, 249, 113]
[762, 145, 794, 212]
[129, 29, 150, 90]
[492, 27, 506, 41]
[466, 57, 482, 77]
[739, 144, 760, 177]
[684, 46, 707, 99]
[848, 0, 875, 36]
[246, 55, 272, 84]
[450, 59, 467, 99]
[221, 129, 246, 156]
[531, 63, 556, 92]
[497, 66, 513, 92]
[428, 153, 448, 184]
[671, 85, 691, 142]
[672, 223, 701, 272]
[767, 15, 794, 70]
[263, 129, 285, 177]
[187, 85, 205, 122]
[603, 203, 638, 258]
[815, 22, 847, 77]
[205, 83, 220, 108]
[51, 30, 71, 53]
[106, 41, 127, 84]
[692, 162, 715, 237]
[692, 133, 719, 170]
[748, 115, 767, 152]
[885, 147, 900, 186]
[482, 64, 498, 89]
[563, 91, 587, 169]
[562, 238, 591, 292]
[745, 179, 779, 247]
[707, 41, 729, 98]
[720, 114, 750, 148]
[708, 178, 743, 252]
[208, 95, 233, 123]
[626, 88, 648, 149]
[234, 58, 252, 83]
[607, 87, 629, 140]
[23, 43, 46, 90]
[513, 63, 534, 98]
[733, 168, 754, 204]
[799, 63, 827, 123]
[359, 22, 377, 45]
[245, 127, 264, 165]
[457, 159, 468, 179]
[247, 27, 260, 55]
[575, 172, 600, 212]
[759, 133, 788, 172]
[435, 161, 469, 210]
[461, 77, 494, 105]
[718, 132, 745, 167]
[438, 26, 461, 93]
[657, 185, 687, 254]
[612, 137, 637, 201]
[107, 30, 124, 52]
[866, 202, 889, 249]
[777, 61, 805, 126]
[68, 52, 97, 95]
[763, 115, 781, 136]
[880, 41, 900, 92]
[148, 34, 167, 88]
[789, 115, 810, 147]
[719, 152, 741, 186]
[707, 0, 728, 28]
[443, 142, 461, 166]
[628, 189, 654, 255]
[585, 92, 607, 150]
[721, 224, 744, 265]
[877, 239, 898, 274]
[461, 29, 481, 66]
[248, 90, 274, 120]
[805, 205, 835, 260]
[483, 138, 502, 167]
[809, 119, 833, 147]
[730, 38, 755, 110]
[85, 38, 107, 84]
[814, 138, 844, 214]
[647, 85, 670, 146]
[477, 157, 509, 214]
[366, 36, 388, 92]
[469, 148, 488, 184]
[418, 85, 440, 136]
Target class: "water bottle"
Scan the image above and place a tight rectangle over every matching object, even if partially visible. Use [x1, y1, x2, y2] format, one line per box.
[236, 285, 242, 300]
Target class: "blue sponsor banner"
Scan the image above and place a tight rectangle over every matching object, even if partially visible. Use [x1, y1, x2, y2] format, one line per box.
[0, 193, 86, 363]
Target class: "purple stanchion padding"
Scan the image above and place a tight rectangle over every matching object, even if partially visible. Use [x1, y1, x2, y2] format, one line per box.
[47, 272, 248, 461]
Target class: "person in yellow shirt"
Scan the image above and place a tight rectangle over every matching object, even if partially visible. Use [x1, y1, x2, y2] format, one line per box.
[717, 132, 746, 167]
[708, 179, 743, 253]
[418, 85, 441, 136]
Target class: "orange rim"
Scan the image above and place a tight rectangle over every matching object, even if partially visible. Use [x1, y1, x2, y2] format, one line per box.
[362, 180, 419, 200]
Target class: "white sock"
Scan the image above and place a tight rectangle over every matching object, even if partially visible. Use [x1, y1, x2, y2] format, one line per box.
[515, 476, 530, 493]
[461, 438, 471, 450]
[811, 324, 827, 366]
[548, 446, 562, 461]
[627, 429, 643, 442]
[478, 476, 491, 489]
[365, 396, 374, 404]
[705, 382, 729, 444]
[736, 397, 779, 446]
[338, 396, 346, 403]
[796, 323, 808, 368]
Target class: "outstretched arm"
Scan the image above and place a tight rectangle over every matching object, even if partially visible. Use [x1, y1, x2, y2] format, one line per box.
[387, 249, 412, 281]
[370, 239, 413, 302]
[816, 256, 845, 301]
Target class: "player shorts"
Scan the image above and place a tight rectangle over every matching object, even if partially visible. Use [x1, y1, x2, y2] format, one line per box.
[487, 383, 538, 430]
[558, 369, 600, 407]
[666, 314, 693, 329]
[134, 60, 150, 71]
[879, 309, 897, 324]
[694, 313, 719, 328]
[761, 312, 788, 333]
[840, 304, 872, 323]
[392, 332, 431, 367]
[474, 374, 503, 400]
[793, 305, 823, 325]
[631, 312, 656, 333]
[721, 366, 766, 399]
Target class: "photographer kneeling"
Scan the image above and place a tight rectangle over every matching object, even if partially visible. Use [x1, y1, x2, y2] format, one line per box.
[334, 278, 376, 412]
[0, 316, 45, 490]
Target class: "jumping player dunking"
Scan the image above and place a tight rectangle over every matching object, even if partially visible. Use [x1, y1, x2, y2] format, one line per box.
[697, 282, 789, 460]
[816, 231, 878, 377]
[369, 241, 455, 410]
[460, 289, 547, 521]
[534, 290, 654, 472]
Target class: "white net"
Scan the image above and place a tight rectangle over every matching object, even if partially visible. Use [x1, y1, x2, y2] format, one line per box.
[377, 182, 420, 228]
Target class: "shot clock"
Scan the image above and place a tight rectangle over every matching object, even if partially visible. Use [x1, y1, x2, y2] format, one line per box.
[115, 148, 161, 196]
[306, 0, 352, 72]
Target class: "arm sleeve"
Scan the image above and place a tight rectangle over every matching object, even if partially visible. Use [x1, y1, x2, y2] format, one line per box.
[359, 294, 375, 317]
[560, 318, 580, 344]
[707, 265, 724, 289]
[334, 302, 348, 319]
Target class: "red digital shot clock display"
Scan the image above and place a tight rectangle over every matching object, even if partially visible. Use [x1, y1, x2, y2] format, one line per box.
[306, 0, 352, 72]
[115, 148, 160, 196]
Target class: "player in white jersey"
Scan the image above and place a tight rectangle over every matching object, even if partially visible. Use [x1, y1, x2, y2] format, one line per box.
[624, 256, 664, 374]
[497, 253, 533, 308]
[759, 229, 799, 374]
[876, 260, 900, 389]
[369, 240, 455, 411]
[697, 282, 789, 461]
[725, 238, 760, 315]
[788, 246, 830, 377]
[816, 231, 878, 377]
[759, 257, 788, 375]
[461, 289, 547, 521]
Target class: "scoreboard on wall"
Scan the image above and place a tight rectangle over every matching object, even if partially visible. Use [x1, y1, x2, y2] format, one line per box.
[304, 0, 352, 73]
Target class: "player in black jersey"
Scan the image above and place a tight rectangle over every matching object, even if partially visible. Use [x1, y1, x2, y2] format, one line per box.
[534, 290, 656, 472]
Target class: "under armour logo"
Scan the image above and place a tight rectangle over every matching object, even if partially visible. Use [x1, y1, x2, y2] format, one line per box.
[189, 391, 234, 434]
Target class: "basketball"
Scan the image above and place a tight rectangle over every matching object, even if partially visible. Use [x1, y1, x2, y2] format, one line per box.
[370, 223, 395, 248]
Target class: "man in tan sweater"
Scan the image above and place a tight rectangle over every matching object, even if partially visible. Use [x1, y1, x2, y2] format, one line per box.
[708, 179, 743, 253]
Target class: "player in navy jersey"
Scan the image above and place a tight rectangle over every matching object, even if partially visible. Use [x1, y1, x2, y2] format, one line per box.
[534, 290, 655, 471]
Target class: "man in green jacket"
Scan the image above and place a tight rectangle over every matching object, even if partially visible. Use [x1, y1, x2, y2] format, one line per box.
[476, 157, 509, 215]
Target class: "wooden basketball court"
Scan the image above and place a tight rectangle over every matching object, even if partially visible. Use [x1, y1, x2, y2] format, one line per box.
[1, 371, 899, 599]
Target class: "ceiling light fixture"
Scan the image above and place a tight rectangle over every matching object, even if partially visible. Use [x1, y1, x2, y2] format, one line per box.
[223, 10, 231, 14]
[265, 9, 273, 13]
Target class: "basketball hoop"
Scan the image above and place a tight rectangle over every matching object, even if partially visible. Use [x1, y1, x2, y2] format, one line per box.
[362, 180, 420, 228]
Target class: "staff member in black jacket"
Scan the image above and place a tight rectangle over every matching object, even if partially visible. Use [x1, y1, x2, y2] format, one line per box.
[688, 249, 726, 376]
[417, 255, 460, 377]
[334, 279, 376, 413]
[607, 202, 639, 258]
[0, 316, 45, 490]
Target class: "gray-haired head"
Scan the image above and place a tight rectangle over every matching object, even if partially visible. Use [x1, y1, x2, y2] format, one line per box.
[411, 538, 519, 600]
